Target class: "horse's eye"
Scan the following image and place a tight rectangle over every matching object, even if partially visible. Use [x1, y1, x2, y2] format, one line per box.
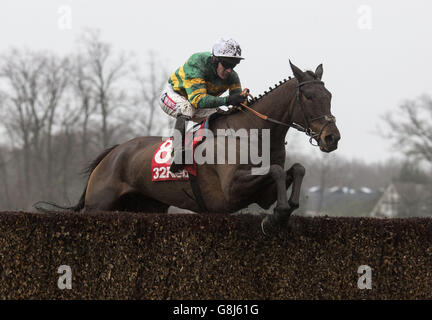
[303, 93, 312, 100]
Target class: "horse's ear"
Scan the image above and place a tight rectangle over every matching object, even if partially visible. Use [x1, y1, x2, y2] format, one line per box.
[315, 64, 323, 80]
[289, 60, 305, 82]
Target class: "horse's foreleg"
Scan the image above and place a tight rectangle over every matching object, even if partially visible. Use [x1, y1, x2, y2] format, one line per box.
[270, 165, 289, 205]
[260, 163, 305, 235]
[285, 163, 306, 208]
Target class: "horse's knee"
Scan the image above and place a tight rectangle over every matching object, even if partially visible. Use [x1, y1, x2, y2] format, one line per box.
[291, 163, 305, 178]
[288, 199, 300, 209]
[269, 164, 285, 180]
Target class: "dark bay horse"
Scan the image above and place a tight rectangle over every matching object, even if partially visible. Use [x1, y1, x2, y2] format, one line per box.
[36, 61, 340, 234]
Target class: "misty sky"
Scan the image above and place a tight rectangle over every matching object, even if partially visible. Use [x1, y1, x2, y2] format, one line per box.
[1, 0, 431, 164]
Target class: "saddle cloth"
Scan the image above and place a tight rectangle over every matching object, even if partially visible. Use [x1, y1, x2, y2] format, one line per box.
[151, 120, 208, 182]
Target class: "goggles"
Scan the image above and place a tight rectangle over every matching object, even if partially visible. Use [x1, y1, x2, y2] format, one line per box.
[219, 59, 238, 70]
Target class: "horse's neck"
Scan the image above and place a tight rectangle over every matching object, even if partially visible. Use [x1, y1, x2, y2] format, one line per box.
[246, 80, 297, 144]
[212, 79, 297, 147]
[252, 79, 297, 123]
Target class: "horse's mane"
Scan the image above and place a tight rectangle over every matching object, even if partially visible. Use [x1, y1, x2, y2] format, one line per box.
[247, 70, 317, 107]
[247, 77, 294, 106]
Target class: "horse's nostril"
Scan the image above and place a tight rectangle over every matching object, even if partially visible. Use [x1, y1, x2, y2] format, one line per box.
[325, 134, 338, 146]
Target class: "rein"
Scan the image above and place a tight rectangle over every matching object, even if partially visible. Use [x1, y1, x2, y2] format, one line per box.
[238, 80, 336, 147]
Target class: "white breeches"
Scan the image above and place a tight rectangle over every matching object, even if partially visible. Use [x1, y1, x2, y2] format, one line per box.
[159, 84, 217, 122]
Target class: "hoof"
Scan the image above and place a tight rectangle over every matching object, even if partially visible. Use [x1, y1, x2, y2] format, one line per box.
[261, 215, 281, 236]
[261, 216, 272, 236]
[273, 204, 292, 225]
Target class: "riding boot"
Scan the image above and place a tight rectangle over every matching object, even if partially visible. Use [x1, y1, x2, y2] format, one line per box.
[170, 115, 190, 173]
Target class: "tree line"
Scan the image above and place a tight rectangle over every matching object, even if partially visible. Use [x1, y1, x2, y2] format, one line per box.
[0, 30, 170, 210]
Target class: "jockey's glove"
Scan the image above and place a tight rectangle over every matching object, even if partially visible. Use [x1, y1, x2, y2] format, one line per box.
[226, 94, 245, 106]
[217, 107, 238, 115]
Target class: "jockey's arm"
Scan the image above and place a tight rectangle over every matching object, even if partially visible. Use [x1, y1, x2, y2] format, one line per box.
[186, 79, 242, 109]
[186, 85, 226, 109]
[228, 83, 242, 96]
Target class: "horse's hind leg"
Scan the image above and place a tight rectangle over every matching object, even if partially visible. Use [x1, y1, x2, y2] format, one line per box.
[83, 188, 121, 212]
[84, 174, 170, 213]
[84, 180, 134, 212]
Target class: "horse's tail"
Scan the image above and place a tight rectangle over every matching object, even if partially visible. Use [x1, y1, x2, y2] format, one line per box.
[33, 145, 119, 213]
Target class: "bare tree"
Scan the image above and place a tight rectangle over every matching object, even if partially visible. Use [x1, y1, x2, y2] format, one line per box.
[0, 30, 177, 210]
[41, 55, 70, 196]
[382, 95, 432, 167]
[0, 49, 48, 201]
[77, 29, 130, 148]
[70, 54, 97, 159]
[0, 49, 70, 203]
[57, 111, 79, 203]
[0, 146, 11, 208]
[132, 51, 170, 136]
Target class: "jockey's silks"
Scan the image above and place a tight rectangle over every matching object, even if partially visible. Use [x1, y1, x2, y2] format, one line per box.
[168, 52, 242, 109]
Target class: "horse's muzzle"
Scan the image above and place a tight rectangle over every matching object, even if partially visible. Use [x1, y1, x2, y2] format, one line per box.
[320, 132, 340, 153]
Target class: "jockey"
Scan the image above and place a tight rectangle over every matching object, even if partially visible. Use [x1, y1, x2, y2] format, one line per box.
[159, 38, 246, 173]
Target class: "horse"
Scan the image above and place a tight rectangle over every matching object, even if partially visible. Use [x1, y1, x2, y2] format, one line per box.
[35, 61, 340, 234]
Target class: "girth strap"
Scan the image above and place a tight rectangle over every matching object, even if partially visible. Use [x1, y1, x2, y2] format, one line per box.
[189, 172, 209, 213]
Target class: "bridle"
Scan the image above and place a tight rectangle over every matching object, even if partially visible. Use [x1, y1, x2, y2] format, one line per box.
[295, 80, 336, 146]
[239, 79, 336, 147]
